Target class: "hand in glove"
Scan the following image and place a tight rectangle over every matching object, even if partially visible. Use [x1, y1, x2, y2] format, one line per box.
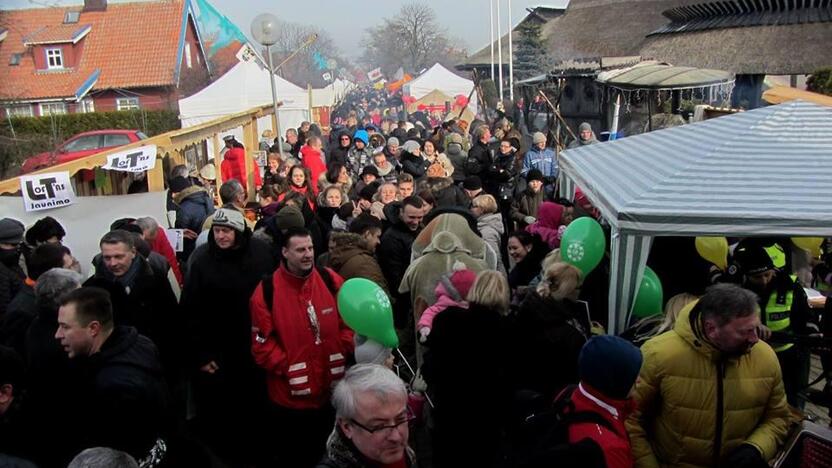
[418, 327, 431, 343]
[411, 369, 428, 393]
[524, 216, 536, 225]
[724, 444, 767, 468]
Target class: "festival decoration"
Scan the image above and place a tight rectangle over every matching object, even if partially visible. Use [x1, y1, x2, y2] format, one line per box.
[337, 278, 398, 348]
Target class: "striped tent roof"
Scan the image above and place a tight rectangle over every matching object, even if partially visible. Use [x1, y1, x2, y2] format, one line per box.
[560, 100, 832, 237]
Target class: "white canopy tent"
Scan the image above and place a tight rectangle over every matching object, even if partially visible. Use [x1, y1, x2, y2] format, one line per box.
[179, 59, 311, 153]
[557, 100, 832, 333]
[312, 78, 356, 108]
[403, 63, 478, 115]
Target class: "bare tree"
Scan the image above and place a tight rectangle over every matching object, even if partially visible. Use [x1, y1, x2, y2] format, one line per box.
[265, 20, 352, 87]
[361, 3, 468, 76]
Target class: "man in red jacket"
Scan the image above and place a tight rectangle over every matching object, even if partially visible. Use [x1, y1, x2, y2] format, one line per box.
[250, 226, 354, 467]
[220, 135, 261, 192]
[569, 335, 643, 468]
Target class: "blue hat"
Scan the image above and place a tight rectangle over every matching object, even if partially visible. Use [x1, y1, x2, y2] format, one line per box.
[579, 335, 642, 399]
[353, 130, 369, 145]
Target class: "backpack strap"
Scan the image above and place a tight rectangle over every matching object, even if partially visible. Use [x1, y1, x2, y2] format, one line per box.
[316, 266, 339, 296]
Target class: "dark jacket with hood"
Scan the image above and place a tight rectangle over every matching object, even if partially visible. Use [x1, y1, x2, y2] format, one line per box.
[84, 254, 180, 375]
[328, 132, 351, 167]
[445, 141, 468, 183]
[378, 202, 418, 296]
[0, 250, 24, 321]
[465, 139, 493, 179]
[416, 177, 468, 209]
[328, 232, 390, 298]
[400, 150, 429, 179]
[73, 326, 170, 460]
[512, 291, 590, 398]
[488, 149, 518, 201]
[174, 185, 215, 259]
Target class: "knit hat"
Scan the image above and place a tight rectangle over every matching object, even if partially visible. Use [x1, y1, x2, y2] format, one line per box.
[526, 168, 545, 183]
[169, 176, 191, 193]
[274, 206, 305, 231]
[354, 334, 393, 365]
[449, 133, 464, 145]
[533, 132, 546, 144]
[579, 335, 643, 400]
[387, 137, 400, 147]
[402, 140, 421, 154]
[578, 122, 592, 133]
[211, 208, 246, 233]
[199, 164, 216, 181]
[0, 218, 25, 244]
[734, 245, 774, 275]
[361, 166, 380, 178]
[463, 175, 482, 191]
[441, 269, 478, 301]
[427, 162, 445, 178]
[353, 130, 369, 145]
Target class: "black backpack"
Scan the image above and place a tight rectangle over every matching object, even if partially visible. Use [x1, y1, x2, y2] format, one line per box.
[261, 266, 338, 310]
[510, 385, 617, 468]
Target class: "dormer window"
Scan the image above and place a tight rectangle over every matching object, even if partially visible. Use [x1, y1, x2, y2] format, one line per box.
[46, 48, 64, 69]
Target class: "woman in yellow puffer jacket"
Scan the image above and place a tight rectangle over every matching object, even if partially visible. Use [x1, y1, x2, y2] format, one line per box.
[626, 284, 795, 468]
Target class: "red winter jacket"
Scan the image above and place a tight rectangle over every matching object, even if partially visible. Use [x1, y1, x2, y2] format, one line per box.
[221, 146, 262, 192]
[300, 145, 325, 195]
[250, 265, 354, 410]
[150, 231, 183, 286]
[569, 383, 636, 468]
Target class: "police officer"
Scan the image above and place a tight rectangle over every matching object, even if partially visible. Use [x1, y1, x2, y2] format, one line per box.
[734, 244, 813, 408]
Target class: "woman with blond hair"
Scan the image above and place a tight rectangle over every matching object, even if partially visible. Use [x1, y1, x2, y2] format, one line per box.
[512, 262, 591, 399]
[422, 270, 510, 468]
[471, 194, 505, 273]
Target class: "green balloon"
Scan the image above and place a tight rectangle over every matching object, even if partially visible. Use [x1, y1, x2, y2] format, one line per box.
[337, 278, 399, 348]
[632, 266, 664, 319]
[560, 217, 606, 276]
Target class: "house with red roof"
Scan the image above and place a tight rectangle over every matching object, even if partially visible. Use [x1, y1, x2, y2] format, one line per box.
[0, 0, 212, 118]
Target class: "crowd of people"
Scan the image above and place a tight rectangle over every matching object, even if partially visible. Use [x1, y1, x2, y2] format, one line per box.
[0, 83, 830, 468]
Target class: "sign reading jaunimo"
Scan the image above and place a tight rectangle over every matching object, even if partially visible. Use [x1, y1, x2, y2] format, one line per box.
[19, 171, 76, 212]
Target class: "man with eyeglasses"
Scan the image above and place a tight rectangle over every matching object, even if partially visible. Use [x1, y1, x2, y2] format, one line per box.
[318, 364, 416, 468]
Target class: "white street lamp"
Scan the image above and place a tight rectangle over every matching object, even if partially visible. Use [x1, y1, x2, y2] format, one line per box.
[251, 13, 283, 158]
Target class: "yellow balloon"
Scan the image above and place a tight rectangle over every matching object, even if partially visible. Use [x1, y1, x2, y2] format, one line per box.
[792, 237, 823, 258]
[695, 237, 728, 270]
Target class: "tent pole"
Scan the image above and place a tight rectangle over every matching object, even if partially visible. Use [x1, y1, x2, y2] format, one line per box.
[507, 0, 514, 102]
[490, 0, 495, 82]
[496, 0, 504, 102]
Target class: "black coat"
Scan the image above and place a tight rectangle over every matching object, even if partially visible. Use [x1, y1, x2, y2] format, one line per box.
[400, 150, 428, 178]
[417, 177, 469, 209]
[512, 292, 589, 399]
[488, 150, 518, 200]
[378, 203, 418, 295]
[0, 283, 35, 355]
[0, 257, 24, 321]
[328, 133, 351, 166]
[84, 255, 181, 376]
[465, 140, 493, 179]
[508, 236, 551, 291]
[74, 326, 170, 460]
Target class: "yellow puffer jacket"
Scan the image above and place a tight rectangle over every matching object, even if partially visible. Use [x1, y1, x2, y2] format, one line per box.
[626, 302, 793, 468]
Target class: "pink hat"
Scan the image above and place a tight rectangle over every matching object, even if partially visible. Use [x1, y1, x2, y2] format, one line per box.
[444, 269, 478, 301]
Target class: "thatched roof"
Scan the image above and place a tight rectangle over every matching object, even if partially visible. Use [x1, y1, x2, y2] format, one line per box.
[641, 21, 832, 75]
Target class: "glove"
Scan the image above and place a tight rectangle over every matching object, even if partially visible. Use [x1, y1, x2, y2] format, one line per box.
[524, 216, 536, 225]
[724, 444, 767, 468]
[418, 327, 431, 343]
[411, 369, 428, 393]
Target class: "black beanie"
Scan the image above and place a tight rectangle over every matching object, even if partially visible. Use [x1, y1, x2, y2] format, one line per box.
[579, 335, 643, 400]
[526, 168, 544, 183]
[463, 175, 482, 191]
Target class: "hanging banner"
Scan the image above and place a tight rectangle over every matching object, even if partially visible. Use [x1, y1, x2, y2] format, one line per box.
[322, 72, 332, 82]
[102, 145, 157, 173]
[19, 171, 76, 212]
[367, 67, 383, 82]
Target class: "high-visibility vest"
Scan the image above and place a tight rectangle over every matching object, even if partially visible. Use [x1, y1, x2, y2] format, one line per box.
[764, 244, 786, 270]
[764, 275, 796, 352]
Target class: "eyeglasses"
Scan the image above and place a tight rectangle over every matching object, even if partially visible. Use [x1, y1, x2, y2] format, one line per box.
[349, 410, 414, 436]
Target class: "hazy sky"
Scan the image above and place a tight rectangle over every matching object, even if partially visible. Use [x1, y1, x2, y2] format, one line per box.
[6, 0, 569, 59]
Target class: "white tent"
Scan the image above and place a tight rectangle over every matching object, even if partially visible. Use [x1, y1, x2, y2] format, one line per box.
[178, 59, 311, 145]
[403, 63, 478, 115]
[312, 79, 356, 108]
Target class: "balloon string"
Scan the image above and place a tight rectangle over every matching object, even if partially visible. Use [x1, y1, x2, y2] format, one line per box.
[396, 347, 435, 409]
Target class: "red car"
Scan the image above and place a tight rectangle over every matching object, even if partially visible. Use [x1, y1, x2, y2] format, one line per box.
[21, 129, 148, 173]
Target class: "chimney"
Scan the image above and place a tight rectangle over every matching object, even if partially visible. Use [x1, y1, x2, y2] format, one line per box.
[83, 0, 107, 12]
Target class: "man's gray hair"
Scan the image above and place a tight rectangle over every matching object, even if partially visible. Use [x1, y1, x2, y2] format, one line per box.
[332, 364, 407, 420]
[170, 164, 189, 179]
[68, 447, 138, 468]
[219, 179, 245, 204]
[35, 268, 82, 311]
[698, 283, 760, 326]
[134, 217, 159, 234]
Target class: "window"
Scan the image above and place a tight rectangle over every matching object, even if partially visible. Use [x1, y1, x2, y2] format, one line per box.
[39, 102, 67, 116]
[9, 53, 21, 66]
[6, 105, 33, 118]
[63, 135, 102, 152]
[103, 134, 131, 147]
[116, 97, 139, 111]
[46, 48, 63, 69]
[185, 43, 192, 68]
[77, 98, 95, 113]
[64, 11, 80, 23]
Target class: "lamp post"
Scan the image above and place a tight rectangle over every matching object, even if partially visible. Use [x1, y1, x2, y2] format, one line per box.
[251, 13, 283, 159]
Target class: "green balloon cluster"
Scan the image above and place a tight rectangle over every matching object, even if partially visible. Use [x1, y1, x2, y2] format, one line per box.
[632, 266, 664, 319]
[560, 217, 606, 276]
[337, 278, 399, 348]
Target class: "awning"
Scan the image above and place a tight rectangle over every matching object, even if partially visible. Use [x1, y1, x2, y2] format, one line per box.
[597, 62, 734, 91]
[558, 100, 832, 333]
[762, 86, 832, 107]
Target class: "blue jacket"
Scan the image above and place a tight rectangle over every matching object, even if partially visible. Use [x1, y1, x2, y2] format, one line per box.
[522, 147, 558, 179]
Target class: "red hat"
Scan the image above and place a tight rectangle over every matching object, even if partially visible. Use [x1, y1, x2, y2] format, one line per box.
[442, 268, 478, 301]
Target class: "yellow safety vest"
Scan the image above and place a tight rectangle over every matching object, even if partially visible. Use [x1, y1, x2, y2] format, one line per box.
[764, 244, 786, 270]
[764, 275, 795, 352]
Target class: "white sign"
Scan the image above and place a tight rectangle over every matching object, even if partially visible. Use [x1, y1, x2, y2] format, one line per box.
[322, 72, 332, 82]
[102, 145, 157, 173]
[236, 43, 258, 63]
[165, 229, 184, 252]
[19, 171, 75, 212]
[367, 67, 383, 82]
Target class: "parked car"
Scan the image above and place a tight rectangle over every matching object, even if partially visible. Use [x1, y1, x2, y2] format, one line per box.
[21, 129, 148, 173]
